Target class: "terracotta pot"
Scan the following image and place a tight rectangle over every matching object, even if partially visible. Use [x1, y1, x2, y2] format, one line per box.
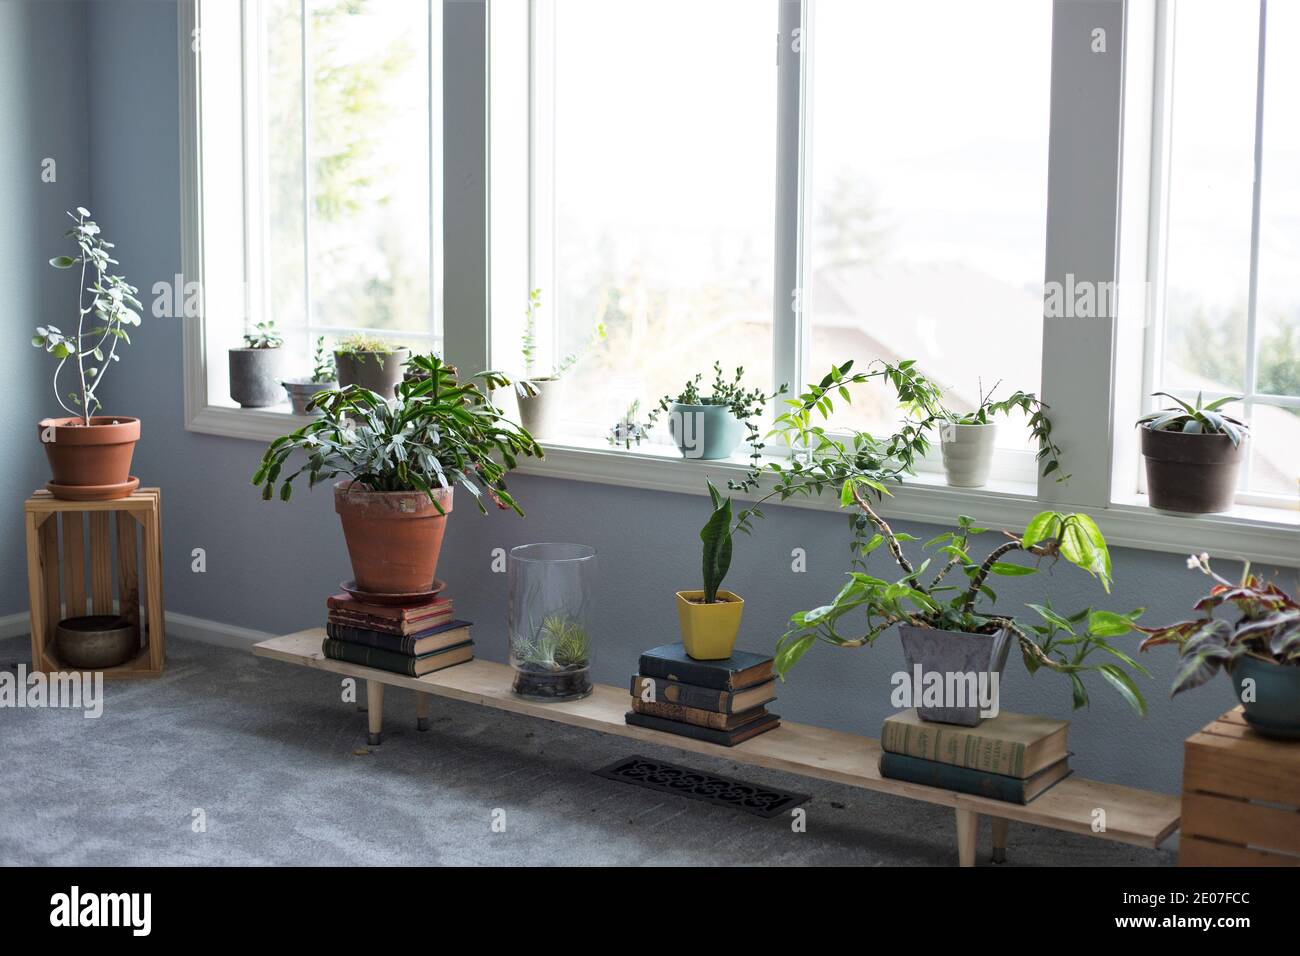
[37, 416, 140, 493]
[334, 481, 453, 593]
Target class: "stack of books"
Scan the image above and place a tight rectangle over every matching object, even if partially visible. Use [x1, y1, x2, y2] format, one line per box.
[878, 709, 1071, 804]
[625, 642, 780, 746]
[322, 592, 474, 677]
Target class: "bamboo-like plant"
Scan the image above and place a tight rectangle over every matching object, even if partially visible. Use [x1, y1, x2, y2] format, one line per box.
[33, 208, 142, 425]
[774, 488, 1150, 714]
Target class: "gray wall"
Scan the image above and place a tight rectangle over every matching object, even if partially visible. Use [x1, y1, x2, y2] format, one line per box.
[8, 0, 1294, 797]
[0, 0, 90, 613]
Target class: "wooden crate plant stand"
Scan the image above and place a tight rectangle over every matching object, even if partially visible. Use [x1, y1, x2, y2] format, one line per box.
[1180, 706, 1300, 866]
[254, 631, 1181, 866]
[23, 489, 166, 679]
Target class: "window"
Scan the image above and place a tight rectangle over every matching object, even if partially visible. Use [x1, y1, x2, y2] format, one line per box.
[519, 0, 776, 444]
[1146, 0, 1299, 506]
[802, 0, 1051, 478]
[186, 0, 441, 423]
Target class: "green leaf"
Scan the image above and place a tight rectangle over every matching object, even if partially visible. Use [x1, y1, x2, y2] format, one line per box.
[987, 562, 1037, 577]
[1087, 609, 1136, 638]
[1097, 664, 1146, 716]
[49, 255, 77, 269]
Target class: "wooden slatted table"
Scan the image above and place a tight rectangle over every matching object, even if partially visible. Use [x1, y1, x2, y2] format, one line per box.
[254, 629, 1180, 866]
[1180, 707, 1300, 866]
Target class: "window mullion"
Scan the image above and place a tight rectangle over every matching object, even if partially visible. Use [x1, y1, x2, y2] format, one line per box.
[1037, 0, 1127, 509]
[773, 0, 804, 405]
[300, 0, 312, 341]
[1243, 0, 1266, 403]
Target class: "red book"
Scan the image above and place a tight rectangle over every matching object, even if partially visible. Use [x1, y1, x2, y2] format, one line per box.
[325, 594, 453, 633]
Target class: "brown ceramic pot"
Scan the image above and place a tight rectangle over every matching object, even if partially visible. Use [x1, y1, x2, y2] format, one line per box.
[37, 416, 140, 495]
[334, 480, 453, 593]
[1141, 426, 1247, 514]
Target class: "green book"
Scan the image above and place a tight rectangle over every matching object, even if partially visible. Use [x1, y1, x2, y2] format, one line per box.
[878, 752, 1072, 805]
[322, 637, 472, 677]
[881, 710, 1068, 778]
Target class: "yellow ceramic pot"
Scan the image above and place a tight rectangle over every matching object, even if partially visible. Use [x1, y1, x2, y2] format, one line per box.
[675, 589, 744, 660]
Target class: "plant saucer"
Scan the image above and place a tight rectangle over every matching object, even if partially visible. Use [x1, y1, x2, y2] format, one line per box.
[340, 579, 445, 606]
[46, 476, 140, 501]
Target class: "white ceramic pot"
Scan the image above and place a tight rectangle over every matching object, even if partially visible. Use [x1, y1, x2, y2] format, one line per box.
[517, 376, 563, 439]
[940, 422, 998, 488]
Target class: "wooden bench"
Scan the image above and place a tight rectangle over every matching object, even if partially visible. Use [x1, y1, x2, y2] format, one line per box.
[254, 629, 1180, 866]
[1180, 707, 1300, 866]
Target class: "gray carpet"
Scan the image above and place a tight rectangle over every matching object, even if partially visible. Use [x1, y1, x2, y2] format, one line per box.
[0, 634, 1176, 866]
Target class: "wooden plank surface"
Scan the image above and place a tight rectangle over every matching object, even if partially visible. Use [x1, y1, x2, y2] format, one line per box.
[89, 512, 113, 613]
[25, 488, 159, 515]
[1182, 792, 1300, 856]
[1180, 834, 1300, 867]
[61, 512, 86, 618]
[1184, 731, 1300, 806]
[254, 629, 1180, 848]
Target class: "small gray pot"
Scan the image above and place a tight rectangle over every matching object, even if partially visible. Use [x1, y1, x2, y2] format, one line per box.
[898, 624, 1011, 726]
[282, 378, 337, 416]
[56, 614, 138, 669]
[667, 402, 744, 459]
[335, 348, 410, 398]
[1141, 426, 1247, 514]
[229, 347, 284, 408]
[517, 377, 563, 438]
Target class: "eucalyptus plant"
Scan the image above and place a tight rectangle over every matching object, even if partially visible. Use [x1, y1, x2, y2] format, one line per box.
[644, 362, 789, 465]
[518, 287, 605, 387]
[33, 208, 143, 425]
[252, 353, 543, 513]
[774, 493, 1149, 714]
[1137, 392, 1247, 447]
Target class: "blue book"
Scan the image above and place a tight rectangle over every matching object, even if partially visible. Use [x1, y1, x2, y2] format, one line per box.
[878, 751, 1071, 804]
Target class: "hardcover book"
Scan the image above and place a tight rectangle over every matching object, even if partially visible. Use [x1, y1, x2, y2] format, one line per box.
[631, 697, 770, 732]
[881, 710, 1069, 778]
[637, 643, 773, 692]
[878, 751, 1072, 804]
[326, 593, 452, 631]
[624, 709, 780, 746]
[628, 675, 776, 714]
[325, 620, 472, 657]
[321, 638, 473, 677]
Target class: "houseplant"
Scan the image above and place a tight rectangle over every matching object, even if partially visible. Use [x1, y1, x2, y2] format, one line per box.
[333, 333, 411, 398]
[675, 479, 745, 660]
[938, 381, 1066, 488]
[281, 336, 338, 415]
[1137, 392, 1248, 514]
[508, 543, 596, 700]
[645, 362, 788, 462]
[774, 495, 1149, 725]
[229, 320, 284, 408]
[253, 353, 543, 595]
[515, 288, 605, 439]
[1139, 553, 1300, 738]
[33, 207, 144, 499]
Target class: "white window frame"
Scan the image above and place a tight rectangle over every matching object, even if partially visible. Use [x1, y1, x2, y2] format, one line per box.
[179, 0, 1300, 566]
[179, 0, 442, 443]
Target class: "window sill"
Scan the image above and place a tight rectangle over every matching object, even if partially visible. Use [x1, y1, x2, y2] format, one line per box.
[190, 404, 1299, 568]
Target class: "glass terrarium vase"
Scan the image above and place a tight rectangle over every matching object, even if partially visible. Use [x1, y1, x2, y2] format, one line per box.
[508, 543, 596, 701]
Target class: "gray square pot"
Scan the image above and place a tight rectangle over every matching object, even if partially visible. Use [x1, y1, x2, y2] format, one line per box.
[898, 624, 1012, 726]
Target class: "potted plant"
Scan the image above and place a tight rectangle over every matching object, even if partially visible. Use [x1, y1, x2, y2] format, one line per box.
[32, 207, 144, 500]
[774, 493, 1149, 725]
[252, 354, 543, 595]
[645, 362, 788, 462]
[675, 479, 745, 660]
[1138, 553, 1300, 738]
[1137, 392, 1247, 514]
[515, 288, 605, 439]
[607, 399, 649, 449]
[229, 321, 284, 408]
[333, 333, 411, 398]
[938, 381, 1066, 488]
[281, 336, 338, 415]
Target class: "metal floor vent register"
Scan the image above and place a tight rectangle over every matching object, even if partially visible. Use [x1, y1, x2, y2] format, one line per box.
[595, 755, 810, 819]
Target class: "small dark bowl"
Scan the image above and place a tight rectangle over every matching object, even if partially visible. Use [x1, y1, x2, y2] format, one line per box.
[55, 615, 138, 669]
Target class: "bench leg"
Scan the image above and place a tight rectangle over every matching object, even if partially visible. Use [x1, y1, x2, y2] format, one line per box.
[416, 692, 430, 731]
[955, 809, 978, 867]
[990, 817, 1009, 864]
[367, 680, 385, 745]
